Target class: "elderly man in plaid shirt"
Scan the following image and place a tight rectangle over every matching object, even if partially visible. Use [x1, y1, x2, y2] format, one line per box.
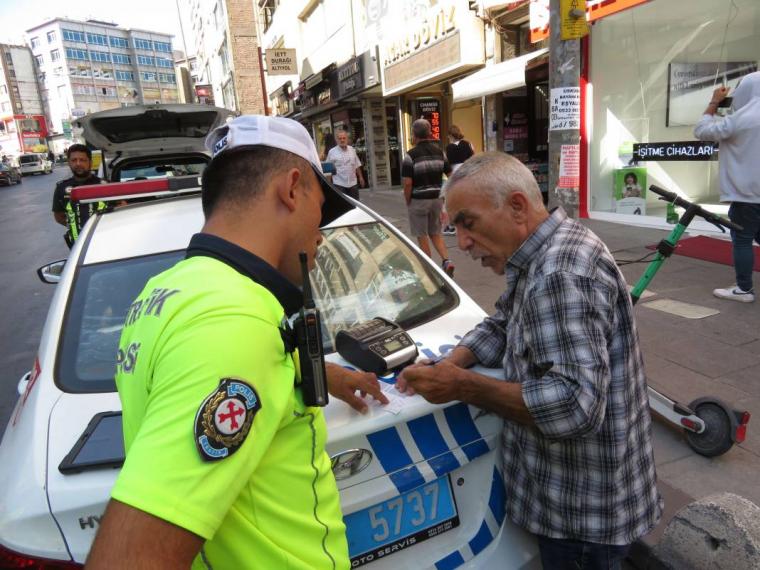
[398, 152, 662, 569]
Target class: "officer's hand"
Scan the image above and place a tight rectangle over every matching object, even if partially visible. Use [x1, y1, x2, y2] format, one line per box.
[326, 363, 389, 414]
[397, 359, 463, 405]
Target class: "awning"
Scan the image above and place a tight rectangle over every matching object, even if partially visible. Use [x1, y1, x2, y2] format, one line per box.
[452, 48, 548, 102]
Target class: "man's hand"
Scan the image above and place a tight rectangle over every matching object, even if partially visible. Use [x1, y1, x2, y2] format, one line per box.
[326, 363, 389, 413]
[711, 85, 730, 104]
[397, 359, 464, 404]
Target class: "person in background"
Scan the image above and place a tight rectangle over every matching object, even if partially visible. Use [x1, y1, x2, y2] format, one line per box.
[694, 72, 760, 303]
[52, 144, 103, 247]
[326, 130, 365, 201]
[442, 125, 475, 236]
[399, 152, 662, 570]
[402, 119, 455, 278]
[320, 132, 337, 162]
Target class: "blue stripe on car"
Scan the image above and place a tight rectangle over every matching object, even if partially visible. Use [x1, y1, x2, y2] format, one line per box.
[444, 404, 487, 460]
[366, 426, 413, 472]
[468, 520, 493, 556]
[408, 413, 461, 477]
[435, 550, 465, 570]
[489, 467, 506, 524]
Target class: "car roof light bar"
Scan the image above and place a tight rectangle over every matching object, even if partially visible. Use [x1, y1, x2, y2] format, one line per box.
[70, 175, 202, 204]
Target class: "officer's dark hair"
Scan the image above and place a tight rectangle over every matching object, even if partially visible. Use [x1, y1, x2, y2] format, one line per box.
[201, 145, 312, 218]
[67, 144, 91, 160]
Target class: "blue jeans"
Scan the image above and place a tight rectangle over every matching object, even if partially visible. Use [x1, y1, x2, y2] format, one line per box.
[728, 203, 760, 292]
[537, 535, 631, 570]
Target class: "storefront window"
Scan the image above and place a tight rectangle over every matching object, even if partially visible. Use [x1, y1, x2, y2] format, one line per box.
[589, 0, 760, 218]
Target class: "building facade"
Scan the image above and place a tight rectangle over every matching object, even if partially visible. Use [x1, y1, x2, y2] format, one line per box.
[0, 44, 48, 156]
[25, 18, 179, 153]
[186, 0, 265, 114]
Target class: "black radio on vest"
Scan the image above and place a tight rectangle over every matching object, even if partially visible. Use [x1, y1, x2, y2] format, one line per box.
[294, 252, 328, 406]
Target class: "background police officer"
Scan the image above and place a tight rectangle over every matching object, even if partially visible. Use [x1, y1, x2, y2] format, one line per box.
[86, 115, 387, 569]
[51, 144, 102, 246]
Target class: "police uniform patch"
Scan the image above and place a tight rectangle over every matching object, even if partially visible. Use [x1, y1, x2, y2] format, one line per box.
[194, 378, 261, 462]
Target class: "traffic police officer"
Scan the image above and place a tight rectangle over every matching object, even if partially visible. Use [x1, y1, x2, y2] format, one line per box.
[51, 144, 104, 246]
[86, 116, 388, 569]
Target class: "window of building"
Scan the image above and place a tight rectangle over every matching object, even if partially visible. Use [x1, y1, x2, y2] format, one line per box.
[109, 36, 127, 48]
[222, 79, 235, 111]
[54, 66, 63, 76]
[86, 33, 108, 46]
[159, 72, 176, 83]
[47, 31, 56, 43]
[30, 37, 40, 49]
[50, 49, 60, 62]
[4, 52, 12, 64]
[1, 102, 11, 113]
[134, 38, 153, 50]
[259, 0, 279, 33]
[112, 53, 131, 65]
[90, 51, 111, 63]
[116, 70, 135, 81]
[219, 39, 229, 76]
[141, 71, 158, 82]
[153, 41, 171, 52]
[62, 29, 86, 43]
[99, 86, 117, 97]
[65, 48, 88, 60]
[0, 85, 6, 94]
[137, 55, 155, 66]
[35, 54, 44, 66]
[72, 83, 95, 95]
[156, 57, 173, 69]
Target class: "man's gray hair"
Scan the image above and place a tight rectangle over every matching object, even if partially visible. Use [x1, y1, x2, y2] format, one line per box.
[412, 119, 431, 140]
[446, 152, 545, 209]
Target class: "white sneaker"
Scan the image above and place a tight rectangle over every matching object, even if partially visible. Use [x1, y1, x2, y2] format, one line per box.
[713, 285, 755, 303]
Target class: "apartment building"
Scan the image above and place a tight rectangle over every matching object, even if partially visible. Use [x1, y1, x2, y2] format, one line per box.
[25, 18, 179, 150]
[185, 0, 265, 114]
[0, 44, 47, 155]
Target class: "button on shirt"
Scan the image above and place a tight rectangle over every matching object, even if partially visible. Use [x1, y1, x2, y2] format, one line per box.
[459, 209, 662, 545]
[326, 145, 362, 187]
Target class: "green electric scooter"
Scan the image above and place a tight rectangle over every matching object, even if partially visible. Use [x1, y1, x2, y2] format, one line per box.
[630, 185, 751, 457]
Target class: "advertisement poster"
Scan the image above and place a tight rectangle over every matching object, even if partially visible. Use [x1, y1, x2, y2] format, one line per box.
[549, 87, 580, 131]
[614, 167, 647, 215]
[667, 61, 757, 127]
[559, 144, 580, 188]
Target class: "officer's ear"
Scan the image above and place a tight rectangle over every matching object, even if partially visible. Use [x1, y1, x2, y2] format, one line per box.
[275, 167, 302, 214]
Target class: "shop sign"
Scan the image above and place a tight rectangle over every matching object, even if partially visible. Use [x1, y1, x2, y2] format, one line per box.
[381, 0, 484, 96]
[530, 0, 650, 43]
[265, 49, 297, 76]
[71, 108, 86, 118]
[337, 58, 363, 99]
[549, 87, 580, 131]
[633, 142, 718, 161]
[62, 120, 72, 137]
[416, 100, 442, 140]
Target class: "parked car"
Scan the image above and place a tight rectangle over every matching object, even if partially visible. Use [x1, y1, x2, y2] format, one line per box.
[74, 104, 234, 182]
[0, 163, 22, 186]
[18, 153, 52, 176]
[0, 184, 538, 568]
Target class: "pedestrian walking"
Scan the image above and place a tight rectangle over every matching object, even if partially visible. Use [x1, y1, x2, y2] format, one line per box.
[442, 125, 475, 236]
[402, 119, 455, 277]
[326, 130, 365, 201]
[398, 152, 663, 570]
[694, 72, 760, 303]
[51, 144, 103, 247]
[85, 115, 387, 570]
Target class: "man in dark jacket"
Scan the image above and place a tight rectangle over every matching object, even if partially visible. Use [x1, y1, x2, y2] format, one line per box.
[52, 144, 102, 246]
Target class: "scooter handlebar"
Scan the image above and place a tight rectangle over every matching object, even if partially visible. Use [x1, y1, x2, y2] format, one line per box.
[649, 184, 742, 232]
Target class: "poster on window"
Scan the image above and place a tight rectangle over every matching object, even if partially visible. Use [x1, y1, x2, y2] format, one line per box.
[667, 61, 757, 127]
[614, 167, 647, 215]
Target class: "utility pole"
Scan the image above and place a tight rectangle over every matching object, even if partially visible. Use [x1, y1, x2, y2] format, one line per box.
[547, 0, 586, 218]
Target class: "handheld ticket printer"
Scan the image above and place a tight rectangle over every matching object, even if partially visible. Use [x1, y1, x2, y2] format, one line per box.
[335, 317, 418, 375]
[293, 252, 328, 406]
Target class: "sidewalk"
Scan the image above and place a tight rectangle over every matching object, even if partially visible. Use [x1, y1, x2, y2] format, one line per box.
[359, 187, 760, 566]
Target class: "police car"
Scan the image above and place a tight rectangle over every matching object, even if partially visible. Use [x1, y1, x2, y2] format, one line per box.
[0, 180, 539, 569]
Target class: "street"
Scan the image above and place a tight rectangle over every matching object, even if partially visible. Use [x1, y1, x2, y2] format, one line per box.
[0, 168, 69, 429]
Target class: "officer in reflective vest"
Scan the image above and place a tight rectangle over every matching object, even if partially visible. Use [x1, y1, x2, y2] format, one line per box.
[52, 144, 104, 247]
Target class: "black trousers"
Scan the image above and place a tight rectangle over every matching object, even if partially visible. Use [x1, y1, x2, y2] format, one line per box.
[335, 184, 360, 201]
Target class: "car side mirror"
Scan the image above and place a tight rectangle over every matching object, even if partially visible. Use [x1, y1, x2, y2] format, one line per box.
[37, 260, 66, 284]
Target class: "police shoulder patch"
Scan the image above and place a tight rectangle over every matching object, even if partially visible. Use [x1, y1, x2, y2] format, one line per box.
[194, 378, 261, 462]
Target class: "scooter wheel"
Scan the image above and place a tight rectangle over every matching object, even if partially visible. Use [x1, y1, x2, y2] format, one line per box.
[684, 400, 735, 457]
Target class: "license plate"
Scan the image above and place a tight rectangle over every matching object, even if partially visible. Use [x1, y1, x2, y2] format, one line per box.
[345, 476, 460, 567]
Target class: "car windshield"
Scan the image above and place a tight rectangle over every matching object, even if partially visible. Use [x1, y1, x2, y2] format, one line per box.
[19, 155, 39, 164]
[0, 164, 9, 172]
[57, 222, 457, 393]
[115, 157, 207, 181]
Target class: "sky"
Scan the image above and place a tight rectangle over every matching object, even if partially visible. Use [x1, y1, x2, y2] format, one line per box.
[0, 0, 195, 54]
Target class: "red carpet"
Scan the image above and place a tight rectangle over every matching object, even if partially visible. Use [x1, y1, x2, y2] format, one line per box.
[646, 235, 760, 271]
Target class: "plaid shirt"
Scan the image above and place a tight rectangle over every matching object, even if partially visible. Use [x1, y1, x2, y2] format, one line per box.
[460, 209, 662, 545]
